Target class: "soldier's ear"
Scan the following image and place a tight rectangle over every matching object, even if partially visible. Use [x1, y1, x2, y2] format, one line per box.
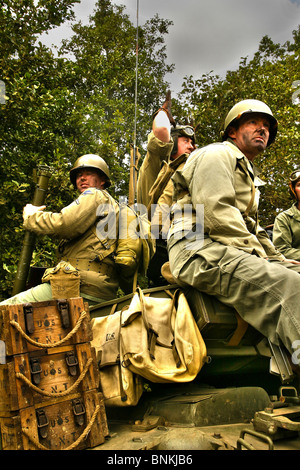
[99, 177, 107, 190]
[227, 125, 237, 139]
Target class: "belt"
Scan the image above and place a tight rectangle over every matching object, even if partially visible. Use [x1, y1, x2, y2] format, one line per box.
[64, 258, 115, 276]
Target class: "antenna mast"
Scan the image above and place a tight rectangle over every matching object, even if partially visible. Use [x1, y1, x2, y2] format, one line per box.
[129, 0, 139, 205]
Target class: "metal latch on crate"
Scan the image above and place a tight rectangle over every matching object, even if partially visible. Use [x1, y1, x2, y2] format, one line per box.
[0, 340, 6, 364]
[65, 351, 79, 376]
[36, 409, 49, 439]
[30, 357, 42, 385]
[23, 303, 34, 334]
[57, 300, 70, 329]
[72, 398, 86, 426]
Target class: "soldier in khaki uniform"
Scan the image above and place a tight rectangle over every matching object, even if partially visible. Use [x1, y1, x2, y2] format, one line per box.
[136, 92, 195, 210]
[168, 99, 300, 357]
[136, 92, 195, 284]
[273, 169, 300, 261]
[1, 155, 120, 305]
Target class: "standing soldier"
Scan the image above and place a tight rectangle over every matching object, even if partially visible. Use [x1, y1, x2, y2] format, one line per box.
[167, 99, 300, 357]
[1, 155, 120, 306]
[137, 91, 195, 210]
[136, 91, 195, 284]
[273, 169, 300, 261]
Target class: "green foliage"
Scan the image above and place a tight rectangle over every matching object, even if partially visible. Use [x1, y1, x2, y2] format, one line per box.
[59, 1, 174, 197]
[0, 0, 173, 300]
[176, 28, 300, 226]
[1, 0, 299, 300]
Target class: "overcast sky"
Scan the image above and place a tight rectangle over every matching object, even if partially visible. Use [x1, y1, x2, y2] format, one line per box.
[41, 0, 300, 95]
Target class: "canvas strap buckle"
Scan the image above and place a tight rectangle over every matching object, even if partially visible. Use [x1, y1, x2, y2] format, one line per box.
[72, 398, 86, 426]
[30, 357, 42, 385]
[36, 409, 49, 439]
[23, 303, 34, 334]
[57, 299, 70, 329]
[65, 351, 78, 376]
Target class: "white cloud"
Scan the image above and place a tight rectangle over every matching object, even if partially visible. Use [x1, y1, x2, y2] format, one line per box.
[40, 0, 300, 94]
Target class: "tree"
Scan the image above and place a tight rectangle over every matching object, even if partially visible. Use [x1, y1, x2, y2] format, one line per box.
[0, 0, 81, 298]
[0, 0, 174, 300]
[176, 27, 300, 226]
[59, 0, 174, 197]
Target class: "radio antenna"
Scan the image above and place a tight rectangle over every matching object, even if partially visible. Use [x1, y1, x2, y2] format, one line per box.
[129, 0, 139, 205]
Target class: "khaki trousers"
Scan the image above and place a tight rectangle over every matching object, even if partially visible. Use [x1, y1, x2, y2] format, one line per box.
[0, 283, 105, 306]
[168, 237, 300, 356]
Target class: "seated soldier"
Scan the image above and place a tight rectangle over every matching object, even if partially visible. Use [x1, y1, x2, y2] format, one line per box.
[273, 169, 300, 261]
[136, 91, 195, 285]
[167, 99, 300, 359]
[1, 155, 120, 306]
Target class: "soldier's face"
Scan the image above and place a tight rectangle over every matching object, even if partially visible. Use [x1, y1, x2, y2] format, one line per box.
[228, 113, 270, 161]
[174, 136, 195, 159]
[295, 181, 300, 202]
[76, 169, 105, 193]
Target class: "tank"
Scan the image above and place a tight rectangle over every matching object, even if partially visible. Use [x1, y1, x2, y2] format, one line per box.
[3, 170, 300, 451]
[87, 283, 300, 451]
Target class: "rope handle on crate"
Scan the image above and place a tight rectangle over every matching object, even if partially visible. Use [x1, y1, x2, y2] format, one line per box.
[21, 404, 101, 451]
[9, 310, 87, 348]
[15, 357, 93, 397]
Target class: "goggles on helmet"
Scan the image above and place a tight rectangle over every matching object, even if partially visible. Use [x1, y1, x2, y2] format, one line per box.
[290, 170, 300, 182]
[176, 125, 195, 138]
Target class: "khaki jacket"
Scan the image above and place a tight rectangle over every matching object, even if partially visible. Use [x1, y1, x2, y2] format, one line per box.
[148, 154, 188, 239]
[23, 188, 120, 301]
[136, 131, 174, 208]
[148, 153, 188, 210]
[273, 203, 300, 261]
[168, 140, 284, 261]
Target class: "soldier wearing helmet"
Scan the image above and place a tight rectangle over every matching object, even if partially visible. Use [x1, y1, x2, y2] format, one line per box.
[136, 91, 196, 285]
[167, 99, 300, 358]
[70, 154, 111, 190]
[1, 154, 120, 306]
[136, 91, 195, 209]
[273, 169, 300, 261]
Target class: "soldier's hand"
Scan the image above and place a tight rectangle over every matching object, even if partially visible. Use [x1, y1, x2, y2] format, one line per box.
[23, 203, 46, 220]
[161, 90, 176, 126]
[152, 90, 176, 126]
[282, 258, 300, 265]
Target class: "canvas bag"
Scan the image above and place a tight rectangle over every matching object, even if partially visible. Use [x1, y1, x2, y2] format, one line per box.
[115, 204, 156, 275]
[91, 310, 144, 407]
[114, 204, 156, 293]
[121, 288, 207, 383]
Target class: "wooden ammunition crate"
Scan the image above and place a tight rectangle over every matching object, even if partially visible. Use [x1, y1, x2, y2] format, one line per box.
[0, 343, 99, 414]
[0, 390, 109, 450]
[0, 297, 92, 356]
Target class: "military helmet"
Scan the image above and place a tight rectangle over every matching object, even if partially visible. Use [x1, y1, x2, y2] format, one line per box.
[70, 154, 111, 189]
[289, 168, 300, 199]
[221, 99, 278, 146]
[171, 124, 195, 156]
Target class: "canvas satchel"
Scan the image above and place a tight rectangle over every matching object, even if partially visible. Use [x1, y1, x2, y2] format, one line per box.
[91, 310, 144, 407]
[121, 288, 207, 383]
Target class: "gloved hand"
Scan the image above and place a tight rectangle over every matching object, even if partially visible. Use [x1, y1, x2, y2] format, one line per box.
[152, 90, 176, 126]
[23, 203, 46, 220]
